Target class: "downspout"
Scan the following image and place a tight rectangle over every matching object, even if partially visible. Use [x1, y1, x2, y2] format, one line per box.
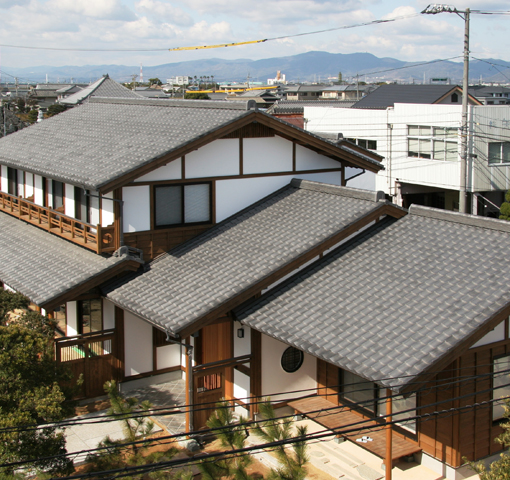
[165, 331, 194, 434]
[84, 190, 124, 247]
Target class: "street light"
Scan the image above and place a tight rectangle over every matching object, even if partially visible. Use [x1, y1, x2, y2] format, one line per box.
[422, 4, 470, 214]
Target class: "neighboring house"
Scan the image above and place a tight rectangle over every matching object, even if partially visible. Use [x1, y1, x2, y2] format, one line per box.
[320, 84, 377, 101]
[351, 84, 481, 109]
[305, 87, 510, 215]
[284, 85, 326, 100]
[469, 85, 510, 105]
[0, 94, 509, 479]
[267, 100, 355, 129]
[59, 75, 141, 106]
[29, 83, 82, 108]
[227, 90, 280, 108]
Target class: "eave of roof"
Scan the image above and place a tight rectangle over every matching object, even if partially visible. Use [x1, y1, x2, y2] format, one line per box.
[0, 213, 141, 310]
[103, 179, 394, 339]
[235, 205, 510, 393]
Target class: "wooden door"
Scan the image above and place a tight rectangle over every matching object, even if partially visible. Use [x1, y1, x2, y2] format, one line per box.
[193, 366, 225, 429]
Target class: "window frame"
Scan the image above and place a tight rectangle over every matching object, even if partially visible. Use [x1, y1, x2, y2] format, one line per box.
[488, 142, 510, 166]
[280, 346, 304, 373]
[77, 298, 103, 335]
[407, 125, 458, 161]
[153, 182, 213, 229]
[493, 353, 510, 422]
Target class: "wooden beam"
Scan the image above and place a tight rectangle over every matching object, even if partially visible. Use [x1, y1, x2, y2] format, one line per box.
[41, 260, 140, 311]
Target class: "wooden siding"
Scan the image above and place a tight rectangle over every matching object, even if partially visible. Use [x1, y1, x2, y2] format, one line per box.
[124, 224, 211, 261]
[418, 338, 510, 467]
[317, 358, 340, 402]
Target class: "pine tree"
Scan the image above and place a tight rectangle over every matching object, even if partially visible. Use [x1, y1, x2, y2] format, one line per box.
[251, 401, 309, 480]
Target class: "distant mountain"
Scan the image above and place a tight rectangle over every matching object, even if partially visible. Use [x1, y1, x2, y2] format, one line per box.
[4, 51, 510, 85]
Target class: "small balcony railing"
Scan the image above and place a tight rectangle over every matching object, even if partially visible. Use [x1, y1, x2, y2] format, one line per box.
[0, 191, 117, 254]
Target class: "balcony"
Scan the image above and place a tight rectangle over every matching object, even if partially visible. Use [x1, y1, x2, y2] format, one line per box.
[0, 191, 117, 254]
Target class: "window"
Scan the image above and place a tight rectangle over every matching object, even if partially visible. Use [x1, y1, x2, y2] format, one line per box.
[52, 180, 64, 211]
[489, 142, 510, 165]
[154, 183, 211, 228]
[281, 347, 304, 373]
[493, 355, 510, 421]
[7, 167, 18, 196]
[341, 370, 378, 413]
[379, 393, 417, 434]
[408, 126, 458, 161]
[74, 187, 89, 222]
[78, 299, 102, 334]
[451, 93, 459, 103]
[347, 138, 377, 150]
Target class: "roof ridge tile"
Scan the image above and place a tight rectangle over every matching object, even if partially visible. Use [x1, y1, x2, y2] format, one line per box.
[409, 204, 510, 233]
[89, 97, 254, 110]
[291, 178, 385, 202]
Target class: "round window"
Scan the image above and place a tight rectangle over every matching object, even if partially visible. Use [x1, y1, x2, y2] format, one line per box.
[281, 347, 304, 373]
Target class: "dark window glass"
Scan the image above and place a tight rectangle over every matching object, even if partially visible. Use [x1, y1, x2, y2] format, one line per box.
[7, 167, 18, 196]
[342, 370, 377, 414]
[74, 187, 89, 222]
[451, 93, 459, 103]
[78, 299, 102, 334]
[53, 180, 64, 210]
[281, 347, 304, 373]
[154, 183, 211, 228]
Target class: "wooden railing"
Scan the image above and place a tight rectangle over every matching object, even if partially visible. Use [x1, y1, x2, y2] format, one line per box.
[0, 191, 117, 254]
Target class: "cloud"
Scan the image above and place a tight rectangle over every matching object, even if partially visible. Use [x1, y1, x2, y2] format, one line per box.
[0, 0, 30, 8]
[46, 0, 136, 21]
[135, 0, 193, 26]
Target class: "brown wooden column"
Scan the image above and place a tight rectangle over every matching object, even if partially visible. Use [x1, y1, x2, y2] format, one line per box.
[185, 336, 192, 433]
[250, 329, 261, 418]
[385, 388, 393, 480]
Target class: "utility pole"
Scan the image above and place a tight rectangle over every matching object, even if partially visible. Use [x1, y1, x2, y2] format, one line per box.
[422, 4, 470, 213]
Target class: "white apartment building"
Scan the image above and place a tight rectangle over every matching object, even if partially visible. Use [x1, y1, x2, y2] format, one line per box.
[305, 102, 510, 216]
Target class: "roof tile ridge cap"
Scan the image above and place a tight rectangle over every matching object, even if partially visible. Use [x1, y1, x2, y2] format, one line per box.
[409, 204, 510, 233]
[291, 178, 384, 202]
[88, 97, 251, 109]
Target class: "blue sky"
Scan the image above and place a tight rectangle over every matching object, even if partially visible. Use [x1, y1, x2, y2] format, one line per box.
[0, 0, 508, 70]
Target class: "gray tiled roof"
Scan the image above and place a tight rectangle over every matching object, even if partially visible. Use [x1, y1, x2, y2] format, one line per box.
[353, 84, 459, 109]
[61, 76, 141, 105]
[268, 100, 354, 114]
[236, 205, 510, 392]
[0, 212, 133, 307]
[0, 98, 251, 191]
[104, 179, 386, 337]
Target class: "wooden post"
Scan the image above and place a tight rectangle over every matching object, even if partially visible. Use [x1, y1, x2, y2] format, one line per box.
[385, 388, 392, 480]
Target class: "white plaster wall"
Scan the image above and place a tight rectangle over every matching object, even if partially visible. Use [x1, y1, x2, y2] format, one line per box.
[34, 175, 44, 206]
[345, 168, 376, 191]
[102, 192, 115, 227]
[3, 283, 15, 292]
[243, 136, 293, 174]
[122, 185, 150, 232]
[215, 172, 341, 222]
[135, 158, 181, 182]
[65, 183, 75, 217]
[186, 139, 239, 178]
[156, 344, 181, 370]
[103, 299, 115, 330]
[295, 145, 340, 171]
[234, 370, 250, 403]
[89, 191, 100, 226]
[25, 173, 34, 199]
[66, 301, 78, 337]
[471, 320, 506, 348]
[47, 180, 53, 208]
[124, 311, 153, 377]
[0, 165, 7, 192]
[233, 322, 251, 357]
[17, 169, 24, 197]
[261, 335, 316, 402]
